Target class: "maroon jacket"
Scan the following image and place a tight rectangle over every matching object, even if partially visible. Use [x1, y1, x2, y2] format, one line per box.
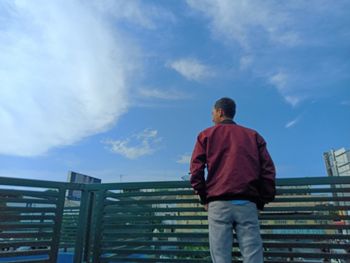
[190, 120, 276, 210]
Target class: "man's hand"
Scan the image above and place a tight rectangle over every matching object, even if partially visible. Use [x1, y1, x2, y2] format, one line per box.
[204, 204, 208, 211]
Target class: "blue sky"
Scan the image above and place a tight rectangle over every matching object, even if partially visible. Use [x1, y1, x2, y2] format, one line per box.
[0, 0, 349, 183]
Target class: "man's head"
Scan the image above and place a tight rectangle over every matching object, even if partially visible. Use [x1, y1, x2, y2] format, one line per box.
[212, 97, 236, 124]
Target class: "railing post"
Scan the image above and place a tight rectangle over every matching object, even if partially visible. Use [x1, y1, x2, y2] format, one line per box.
[83, 191, 95, 262]
[73, 188, 90, 263]
[49, 186, 66, 261]
[92, 189, 106, 263]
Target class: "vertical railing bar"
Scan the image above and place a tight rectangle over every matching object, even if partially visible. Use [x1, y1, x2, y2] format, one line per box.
[73, 189, 90, 263]
[83, 191, 95, 263]
[49, 186, 66, 261]
[92, 189, 106, 263]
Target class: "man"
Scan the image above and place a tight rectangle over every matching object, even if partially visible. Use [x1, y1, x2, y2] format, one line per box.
[190, 97, 276, 263]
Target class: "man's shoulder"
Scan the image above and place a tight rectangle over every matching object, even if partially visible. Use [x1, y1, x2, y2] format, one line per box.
[198, 123, 261, 138]
[196, 126, 214, 139]
[235, 124, 259, 135]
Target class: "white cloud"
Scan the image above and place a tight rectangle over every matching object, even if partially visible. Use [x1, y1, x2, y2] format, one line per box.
[187, 0, 309, 105]
[284, 96, 301, 107]
[169, 58, 214, 82]
[341, 100, 350, 106]
[269, 72, 289, 92]
[176, 153, 191, 164]
[92, 0, 176, 30]
[186, 0, 301, 50]
[0, 1, 134, 157]
[104, 129, 162, 159]
[240, 55, 253, 70]
[138, 88, 189, 100]
[285, 117, 300, 128]
[269, 72, 301, 107]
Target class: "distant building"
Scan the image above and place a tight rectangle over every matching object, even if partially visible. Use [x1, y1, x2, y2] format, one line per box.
[323, 147, 350, 235]
[323, 147, 350, 177]
[66, 171, 101, 201]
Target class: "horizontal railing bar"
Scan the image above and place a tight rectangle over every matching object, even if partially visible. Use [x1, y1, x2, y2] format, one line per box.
[0, 189, 59, 198]
[0, 232, 53, 238]
[105, 199, 198, 205]
[102, 222, 350, 230]
[103, 205, 350, 214]
[0, 215, 56, 221]
[273, 196, 350, 202]
[276, 187, 350, 194]
[264, 205, 350, 212]
[102, 249, 350, 260]
[103, 215, 207, 221]
[276, 176, 350, 186]
[102, 240, 209, 247]
[101, 248, 210, 256]
[261, 224, 350, 230]
[102, 232, 349, 240]
[101, 240, 349, 250]
[1, 176, 349, 191]
[105, 187, 350, 199]
[106, 190, 195, 198]
[101, 232, 207, 238]
[103, 214, 350, 221]
[86, 176, 350, 191]
[104, 207, 204, 213]
[0, 197, 58, 205]
[0, 223, 55, 230]
[0, 176, 83, 190]
[0, 240, 51, 249]
[100, 248, 350, 260]
[63, 208, 80, 211]
[87, 181, 191, 191]
[104, 196, 350, 206]
[263, 242, 350, 249]
[0, 249, 50, 258]
[2, 207, 57, 213]
[0, 259, 50, 263]
[259, 214, 350, 220]
[264, 251, 350, 259]
[100, 256, 210, 263]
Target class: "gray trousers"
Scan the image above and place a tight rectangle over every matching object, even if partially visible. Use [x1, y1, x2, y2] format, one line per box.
[208, 201, 263, 263]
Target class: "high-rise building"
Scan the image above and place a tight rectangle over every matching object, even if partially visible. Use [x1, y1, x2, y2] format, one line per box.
[323, 147, 350, 177]
[323, 147, 350, 237]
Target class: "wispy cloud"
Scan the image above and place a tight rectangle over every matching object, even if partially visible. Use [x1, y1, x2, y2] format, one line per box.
[176, 153, 191, 164]
[0, 1, 136, 157]
[138, 88, 189, 100]
[239, 55, 253, 70]
[285, 117, 300, 128]
[186, 0, 301, 50]
[269, 72, 301, 107]
[92, 0, 176, 30]
[187, 0, 350, 106]
[104, 129, 162, 159]
[341, 100, 350, 106]
[168, 58, 215, 82]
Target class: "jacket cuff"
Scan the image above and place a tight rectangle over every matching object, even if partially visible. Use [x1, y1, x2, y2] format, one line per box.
[199, 194, 207, 205]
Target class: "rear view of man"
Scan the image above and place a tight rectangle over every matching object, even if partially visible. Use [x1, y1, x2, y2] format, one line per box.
[190, 97, 276, 263]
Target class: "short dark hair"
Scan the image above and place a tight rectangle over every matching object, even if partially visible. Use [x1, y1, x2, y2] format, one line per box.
[214, 97, 236, 119]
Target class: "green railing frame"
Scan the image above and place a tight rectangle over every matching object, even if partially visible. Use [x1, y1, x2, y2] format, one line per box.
[0, 177, 70, 262]
[1, 175, 350, 263]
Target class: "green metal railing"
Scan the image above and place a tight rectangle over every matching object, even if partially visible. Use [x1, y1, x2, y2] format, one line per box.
[0, 177, 68, 262]
[1, 176, 350, 263]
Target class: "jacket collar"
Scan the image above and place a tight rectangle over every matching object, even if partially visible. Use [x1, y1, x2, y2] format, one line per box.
[220, 119, 236, 125]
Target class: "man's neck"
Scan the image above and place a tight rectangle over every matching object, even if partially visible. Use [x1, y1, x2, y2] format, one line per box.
[216, 118, 235, 125]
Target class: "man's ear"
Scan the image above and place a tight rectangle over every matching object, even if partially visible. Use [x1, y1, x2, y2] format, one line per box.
[219, 108, 224, 117]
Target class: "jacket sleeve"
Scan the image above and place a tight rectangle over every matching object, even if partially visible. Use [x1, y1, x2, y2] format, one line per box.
[190, 133, 207, 204]
[257, 133, 276, 205]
